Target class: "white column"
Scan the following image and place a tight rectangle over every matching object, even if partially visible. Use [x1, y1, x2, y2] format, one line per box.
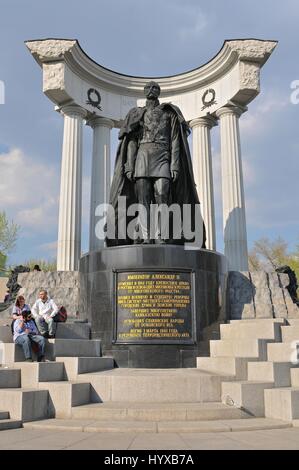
[88, 117, 114, 251]
[57, 105, 87, 271]
[190, 116, 217, 251]
[216, 105, 249, 271]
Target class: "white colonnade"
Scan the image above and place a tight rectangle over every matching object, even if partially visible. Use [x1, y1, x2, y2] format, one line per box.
[88, 117, 114, 252]
[56, 101, 249, 271]
[216, 105, 249, 271]
[57, 105, 86, 271]
[190, 116, 217, 252]
[26, 38, 277, 272]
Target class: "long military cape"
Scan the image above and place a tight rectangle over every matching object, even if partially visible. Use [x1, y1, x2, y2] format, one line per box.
[106, 103, 206, 247]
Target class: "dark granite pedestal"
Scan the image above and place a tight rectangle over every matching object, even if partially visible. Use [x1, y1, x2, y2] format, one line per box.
[80, 245, 228, 368]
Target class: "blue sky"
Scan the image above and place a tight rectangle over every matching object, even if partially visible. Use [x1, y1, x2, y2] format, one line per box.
[0, 0, 298, 265]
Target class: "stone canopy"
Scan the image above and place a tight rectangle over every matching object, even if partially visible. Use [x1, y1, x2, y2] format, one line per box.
[26, 38, 277, 272]
[26, 38, 277, 125]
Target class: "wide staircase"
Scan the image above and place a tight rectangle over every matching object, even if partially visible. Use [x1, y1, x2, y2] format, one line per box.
[0, 319, 299, 433]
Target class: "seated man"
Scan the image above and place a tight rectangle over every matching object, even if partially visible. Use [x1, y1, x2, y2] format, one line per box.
[13, 311, 45, 362]
[31, 290, 58, 338]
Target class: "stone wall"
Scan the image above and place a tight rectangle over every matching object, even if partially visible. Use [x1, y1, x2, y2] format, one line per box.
[228, 271, 299, 320]
[10, 269, 299, 326]
[17, 271, 81, 318]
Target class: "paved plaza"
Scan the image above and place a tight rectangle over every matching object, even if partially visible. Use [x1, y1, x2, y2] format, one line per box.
[1, 427, 299, 450]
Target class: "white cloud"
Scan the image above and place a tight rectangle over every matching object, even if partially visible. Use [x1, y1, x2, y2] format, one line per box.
[246, 202, 299, 230]
[17, 197, 58, 231]
[178, 11, 207, 41]
[240, 91, 289, 137]
[0, 148, 59, 231]
[242, 157, 257, 187]
[172, 2, 207, 42]
[38, 240, 57, 256]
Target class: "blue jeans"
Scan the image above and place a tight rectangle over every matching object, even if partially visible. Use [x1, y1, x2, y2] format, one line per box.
[15, 334, 45, 359]
[34, 316, 55, 336]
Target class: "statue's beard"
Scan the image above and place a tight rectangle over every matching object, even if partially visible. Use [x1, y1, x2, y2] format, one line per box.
[146, 97, 159, 108]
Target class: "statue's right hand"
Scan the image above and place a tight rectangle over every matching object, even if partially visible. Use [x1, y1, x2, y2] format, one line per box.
[126, 171, 134, 182]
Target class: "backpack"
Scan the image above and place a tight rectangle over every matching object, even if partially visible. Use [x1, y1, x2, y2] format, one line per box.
[54, 306, 67, 323]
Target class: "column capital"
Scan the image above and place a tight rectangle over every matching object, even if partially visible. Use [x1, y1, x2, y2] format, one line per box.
[59, 104, 88, 119]
[216, 103, 247, 119]
[189, 115, 218, 129]
[87, 116, 114, 129]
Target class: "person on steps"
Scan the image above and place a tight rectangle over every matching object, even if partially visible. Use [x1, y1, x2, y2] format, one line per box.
[13, 310, 46, 362]
[31, 290, 58, 339]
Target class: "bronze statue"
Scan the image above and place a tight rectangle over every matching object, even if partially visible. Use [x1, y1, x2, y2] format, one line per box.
[107, 81, 205, 247]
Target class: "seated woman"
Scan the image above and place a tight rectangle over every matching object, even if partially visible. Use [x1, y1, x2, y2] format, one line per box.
[12, 295, 31, 319]
[13, 311, 46, 362]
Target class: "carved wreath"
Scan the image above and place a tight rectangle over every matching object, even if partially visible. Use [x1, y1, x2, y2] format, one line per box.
[201, 89, 217, 111]
[86, 88, 102, 110]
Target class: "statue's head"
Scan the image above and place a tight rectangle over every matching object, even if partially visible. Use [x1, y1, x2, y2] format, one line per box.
[144, 81, 161, 99]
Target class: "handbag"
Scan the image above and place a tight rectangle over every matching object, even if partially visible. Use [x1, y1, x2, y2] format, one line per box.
[54, 306, 67, 323]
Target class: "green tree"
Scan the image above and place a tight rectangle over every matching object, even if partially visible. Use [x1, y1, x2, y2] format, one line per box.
[249, 237, 299, 282]
[0, 211, 19, 270]
[22, 259, 57, 272]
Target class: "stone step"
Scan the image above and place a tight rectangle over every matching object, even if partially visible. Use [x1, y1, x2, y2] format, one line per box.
[0, 323, 91, 343]
[1, 339, 102, 363]
[0, 388, 50, 421]
[1, 343, 25, 363]
[56, 356, 114, 380]
[156, 418, 290, 434]
[230, 319, 286, 324]
[38, 381, 91, 418]
[12, 362, 65, 388]
[210, 339, 270, 359]
[267, 342, 299, 363]
[47, 339, 102, 359]
[290, 368, 299, 387]
[197, 356, 253, 380]
[0, 419, 22, 431]
[264, 387, 299, 421]
[247, 361, 297, 387]
[287, 320, 299, 327]
[0, 411, 9, 420]
[71, 401, 249, 421]
[0, 326, 13, 343]
[75, 368, 235, 403]
[0, 368, 21, 388]
[281, 326, 299, 342]
[55, 323, 91, 340]
[220, 321, 282, 341]
[221, 381, 275, 417]
[23, 417, 291, 433]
